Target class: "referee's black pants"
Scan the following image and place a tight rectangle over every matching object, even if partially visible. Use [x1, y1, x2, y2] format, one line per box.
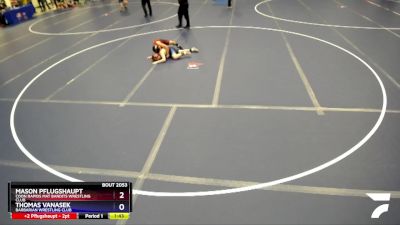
[177, 4, 190, 27]
[142, 0, 152, 16]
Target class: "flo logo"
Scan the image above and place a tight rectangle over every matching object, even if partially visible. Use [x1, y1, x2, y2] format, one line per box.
[366, 193, 391, 219]
[187, 62, 204, 70]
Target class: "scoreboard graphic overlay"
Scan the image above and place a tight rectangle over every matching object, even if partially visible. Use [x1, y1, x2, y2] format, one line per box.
[8, 182, 132, 220]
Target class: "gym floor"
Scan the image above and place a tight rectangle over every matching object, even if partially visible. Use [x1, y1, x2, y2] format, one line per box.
[1, 0, 400, 224]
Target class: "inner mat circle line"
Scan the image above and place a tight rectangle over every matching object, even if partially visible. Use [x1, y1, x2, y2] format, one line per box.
[255, 0, 400, 30]
[10, 26, 387, 197]
[29, 1, 178, 35]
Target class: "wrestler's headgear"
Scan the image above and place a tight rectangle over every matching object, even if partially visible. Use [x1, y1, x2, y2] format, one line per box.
[152, 45, 160, 53]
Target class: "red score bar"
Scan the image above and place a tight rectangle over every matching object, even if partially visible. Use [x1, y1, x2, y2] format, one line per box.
[11, 212, 78, 220]
[23, 190, 130, 201]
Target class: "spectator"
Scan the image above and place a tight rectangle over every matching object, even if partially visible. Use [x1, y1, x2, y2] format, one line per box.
[0, 1, 7, 26]
[38, 0, 51, 12]
[119, 0, 128, 12]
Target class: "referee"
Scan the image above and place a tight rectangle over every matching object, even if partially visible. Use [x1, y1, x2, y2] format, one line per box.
[176, 0, 190, 29]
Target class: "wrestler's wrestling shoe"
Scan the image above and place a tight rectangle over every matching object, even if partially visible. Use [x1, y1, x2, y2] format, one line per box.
[190, 47, 199, 53]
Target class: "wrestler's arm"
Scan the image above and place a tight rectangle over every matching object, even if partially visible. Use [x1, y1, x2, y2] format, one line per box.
[155, 40, 169, 49]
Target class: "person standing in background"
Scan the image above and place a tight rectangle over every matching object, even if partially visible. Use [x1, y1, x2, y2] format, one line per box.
[142, 0, 152, 17]
[0, 1, 6, 26]
[119, 0, 128, 12]
[228, 0, 232, 8]
[38, 0, 51, 12]
[176, 0, 190, 29]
